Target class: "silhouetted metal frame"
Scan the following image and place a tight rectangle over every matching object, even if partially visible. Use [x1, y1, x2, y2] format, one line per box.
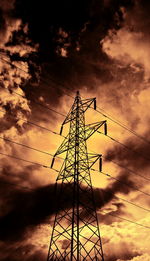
[47, 92, 106, 261]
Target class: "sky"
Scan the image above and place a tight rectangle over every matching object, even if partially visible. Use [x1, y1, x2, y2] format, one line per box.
[0, 0, 150, 260]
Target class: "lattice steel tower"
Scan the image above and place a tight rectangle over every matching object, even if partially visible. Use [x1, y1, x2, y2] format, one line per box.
[47, 91, 107, 261]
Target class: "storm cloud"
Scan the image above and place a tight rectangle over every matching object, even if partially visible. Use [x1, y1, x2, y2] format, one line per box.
[0, 0, 150, 260]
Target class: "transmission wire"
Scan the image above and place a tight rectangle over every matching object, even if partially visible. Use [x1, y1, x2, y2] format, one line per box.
[1, 53, 150, 147]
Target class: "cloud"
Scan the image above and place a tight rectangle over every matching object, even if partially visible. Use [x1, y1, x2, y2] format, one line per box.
[119, 253, 150, 261]
[0, 1, 150, 260]
[105, 130, 150, 188]
[101, 1, 150, 83]
[0, 180, 118, 242]
[11, 0, 135, 105]
[0, 241, 46, 261]
[0, 158, 141, 245]
[0, 28, 39, 135]
[101, 213, 150, 261]
[101, 28, 150, 80]
[0, 0, 40, 136]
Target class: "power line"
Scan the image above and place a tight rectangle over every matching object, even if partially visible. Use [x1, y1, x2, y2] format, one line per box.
[0, 151, 50, 168]
[3, 132, 150, 185]
[43, 74, 75, 100]
[0, 177, 150, 231]
[4, 83, 150, 168]
[5, 52, 74, 99]
[0, 55, 30, 75]
[0, 117, 149, 184]
[0, 54, 75, 101]
[2, 53, 150, 150]
[0, 109, 66, 137]
[50, 168, 150, 212]
[91, 168, 150, 198]
[2, 55, 149, 231]
[0, 137, 150, 196]
[1, 163, 150, 213]
[102, 155, 150, 182]
[1, 124, 150, 185]
[0, 136, 64, 160]
[0, 179, 33, 191]
[102, 210, 150, 230]
[0, 153, 150, 229]
[1, 100, 150, 183]
[95, 106, 150, 145]
[0, 56, 67, 117]
[1, 97, 149, 183]
[11, 90, 66, 117]
[100, 189, 150, 213]
[90, 148, 150, 183]
[1, 109, 149, 184]
[2, 131, 149, 188]
[0, 181, 149, 231]
[1, 54, 150, 190]
[1, 53, 150, 148]
[2, 88, 150, 171]
[98, 131, 150, 163]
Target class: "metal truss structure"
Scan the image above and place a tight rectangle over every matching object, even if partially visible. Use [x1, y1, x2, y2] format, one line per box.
[47, 91, 107, 261]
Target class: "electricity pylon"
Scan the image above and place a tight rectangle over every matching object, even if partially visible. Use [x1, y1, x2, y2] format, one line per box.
[47, 91, 107, 261]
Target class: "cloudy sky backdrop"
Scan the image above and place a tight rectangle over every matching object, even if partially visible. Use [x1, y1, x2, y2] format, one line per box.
[0, 0, 150, 260]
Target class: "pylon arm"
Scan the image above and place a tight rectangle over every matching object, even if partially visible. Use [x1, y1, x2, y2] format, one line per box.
[54, 134, 70, 156]
[87, 153, 102, 170]
[51, 121, 107, 165]
[81, 97, 96, 112]
[85, 121, 107, 140]
[56, 153, 102, 180]
[50, 134, 71, 168]
[60, 98, 96, 127]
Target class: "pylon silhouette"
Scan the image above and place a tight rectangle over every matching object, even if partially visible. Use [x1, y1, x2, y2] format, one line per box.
[47, 91, 107, 261]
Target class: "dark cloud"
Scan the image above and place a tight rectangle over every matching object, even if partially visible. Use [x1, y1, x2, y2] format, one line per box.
[124, 0, 150, 34]
[98, 202, 125, 225]
[0, 131, 149, 257]
[105, 132, 150, 173]
[2, 132, 148, 243]
[1, 1, 150, 260]
[0, 179, 80, 242]
[104, 131, 150, 205]
[14, 0, 131, 60]
[0, 0, 149, 126]
[0, 0, 146, 126]
[0, 241, 46, 261]
[9, 0, 135, 116]
[105, 249, 139, 261]
[0, 171, 130, 243]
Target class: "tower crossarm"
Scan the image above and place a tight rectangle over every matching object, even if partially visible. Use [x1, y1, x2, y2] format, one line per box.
[51, 121, 107, 165]
[53, 134, 70, 156]
[80, 97, 96, 112]
[55, 153, 102, 180]
[84, 121, 107, 140]
[59, 98, 96, 133]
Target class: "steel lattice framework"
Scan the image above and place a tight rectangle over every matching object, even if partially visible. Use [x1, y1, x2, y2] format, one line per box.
[47, 91, 107, 261]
